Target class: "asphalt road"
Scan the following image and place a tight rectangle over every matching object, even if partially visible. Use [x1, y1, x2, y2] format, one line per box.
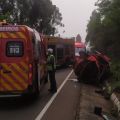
[0, 68, 80, 120]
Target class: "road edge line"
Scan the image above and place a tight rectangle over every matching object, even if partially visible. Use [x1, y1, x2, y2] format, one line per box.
[35, 70, 73, 120]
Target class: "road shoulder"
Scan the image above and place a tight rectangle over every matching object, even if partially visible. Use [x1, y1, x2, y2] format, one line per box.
[76, 83, 112, 120]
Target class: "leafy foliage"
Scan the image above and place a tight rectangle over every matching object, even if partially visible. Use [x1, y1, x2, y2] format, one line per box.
[0, 0, 63, 35]
[86, 0, 120, 60]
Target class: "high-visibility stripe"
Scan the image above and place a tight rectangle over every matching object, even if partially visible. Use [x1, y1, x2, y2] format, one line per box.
[16, 32, 27, 40]
[18, 27, 28, 38]
[0, 81, 8, 91]
[1, 73, 20, 91]
[1, 64, 27, 90]
[20, 62, 28, 71]
[1, 64, 25, 89]
[0, 76, 8, 91]
[20, 28, 29, 41]
[7, 73, 26, 89]
[9, 65, 28, 86]
[12, 63, 28, 80]
[1, 76, 22, 91]
[1, 32, 27, 41]
[19, 62, 28, 70]
[2, 71, 24, 90]
[8, 32, 17, 38]
[2, 64, 27, 89]
[10, 65, 28, 84]
[0, 80, 13, 91]
[1, 74, 17, 90]
[3, 32, 14, 38]
[1, 32, 9, 38]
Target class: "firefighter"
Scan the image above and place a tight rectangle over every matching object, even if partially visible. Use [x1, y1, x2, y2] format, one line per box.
[47, 48, 57, 93]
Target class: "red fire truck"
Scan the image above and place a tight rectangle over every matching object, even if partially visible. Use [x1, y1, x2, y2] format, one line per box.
[75, 42, 86, 57]
[43, 35, 75, 68]
[0, 23, 47, 97]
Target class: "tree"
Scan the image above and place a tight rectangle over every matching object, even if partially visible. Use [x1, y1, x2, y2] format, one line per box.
[0, 0, 63, 35]
[86, 0, 120, 59]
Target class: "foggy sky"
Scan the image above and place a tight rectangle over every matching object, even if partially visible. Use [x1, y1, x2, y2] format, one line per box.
[52, 0, 97, 41]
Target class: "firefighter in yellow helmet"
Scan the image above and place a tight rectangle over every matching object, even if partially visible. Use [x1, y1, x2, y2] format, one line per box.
[47, 48, 57, 93]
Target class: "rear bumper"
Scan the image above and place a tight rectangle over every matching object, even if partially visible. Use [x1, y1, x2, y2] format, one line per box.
[0, 85, 35, 97]
[0, 94, 21, 98]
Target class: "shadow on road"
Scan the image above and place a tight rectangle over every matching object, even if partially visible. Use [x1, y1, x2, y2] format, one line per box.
[0, 90, 54, 111]
[0, 96, 39, 110]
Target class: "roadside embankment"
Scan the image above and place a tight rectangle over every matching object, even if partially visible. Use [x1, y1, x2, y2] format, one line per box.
[76, 83, 117, 120]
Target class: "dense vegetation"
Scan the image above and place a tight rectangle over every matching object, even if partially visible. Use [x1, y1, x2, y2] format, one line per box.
[86, 0, 120, 59]
[86, 0, 120, 88]
[0, 0, 63, 35]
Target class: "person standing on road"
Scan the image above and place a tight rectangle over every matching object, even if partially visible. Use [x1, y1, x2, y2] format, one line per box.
[47, 48, 57, 93]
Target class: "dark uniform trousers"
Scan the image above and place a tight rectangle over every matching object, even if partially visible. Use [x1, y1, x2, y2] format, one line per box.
[48, 70, 57, 91]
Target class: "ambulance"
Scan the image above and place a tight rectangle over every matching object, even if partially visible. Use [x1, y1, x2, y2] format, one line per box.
[0, 22, 47, 97]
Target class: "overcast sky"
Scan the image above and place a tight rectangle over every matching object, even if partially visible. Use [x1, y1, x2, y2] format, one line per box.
[51, 0, 97, 41]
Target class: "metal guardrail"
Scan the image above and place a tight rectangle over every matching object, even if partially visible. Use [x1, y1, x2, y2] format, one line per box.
[111, 93, 120, 113]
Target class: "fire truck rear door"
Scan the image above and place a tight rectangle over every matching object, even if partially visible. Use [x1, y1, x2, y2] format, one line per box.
[0, 37, 29, 92]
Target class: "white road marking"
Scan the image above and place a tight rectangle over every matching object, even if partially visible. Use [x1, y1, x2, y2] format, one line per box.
[35, 70, 73, 120]
[68, 78, 78, 82]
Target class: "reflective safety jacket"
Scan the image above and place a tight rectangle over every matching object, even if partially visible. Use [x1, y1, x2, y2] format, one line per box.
[47, 54, 56, 71]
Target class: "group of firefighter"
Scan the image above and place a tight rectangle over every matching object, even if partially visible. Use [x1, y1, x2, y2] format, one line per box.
[73, 50, 110, 85]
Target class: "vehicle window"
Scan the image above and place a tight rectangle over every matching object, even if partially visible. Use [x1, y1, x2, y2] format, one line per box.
[65, 45, 70, 55]
[6, 41, 24, 57]
[57, 48, 64, 59]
